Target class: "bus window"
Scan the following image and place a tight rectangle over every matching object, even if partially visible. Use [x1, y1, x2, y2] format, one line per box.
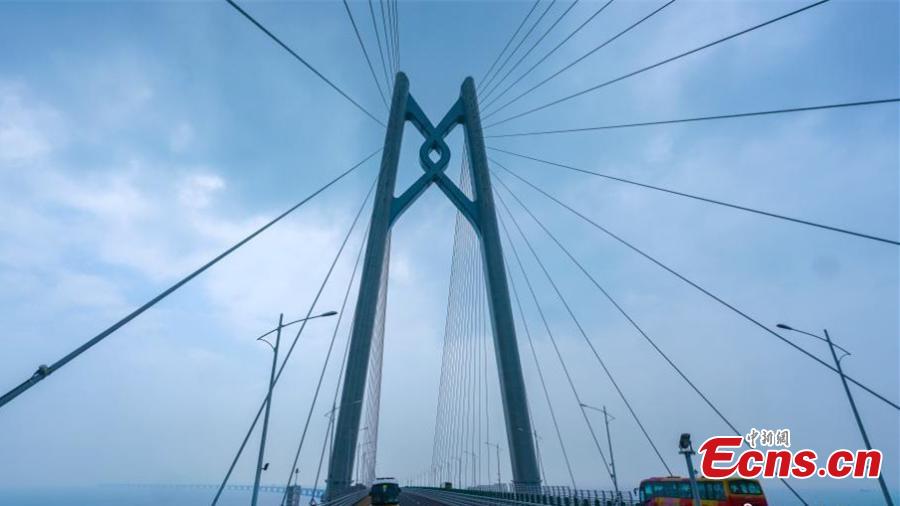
[640, 478, 764, 504]
[662, 482, 678, 496]
[728, 479, 763, 495]
[700, 481, 725, 500]
[640, 481, 670, 499]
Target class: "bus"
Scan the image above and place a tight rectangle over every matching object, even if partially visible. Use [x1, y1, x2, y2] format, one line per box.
[637, 476, 767, 505]
[369, 477, 401, 505]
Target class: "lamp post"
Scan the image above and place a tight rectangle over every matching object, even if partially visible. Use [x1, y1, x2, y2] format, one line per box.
[325, 399, 362, 469]
[484, 442, 490, 488]
[464, 450, 478, 488]
[359, 439, 377, 485]
[532, 430, 546, 486]
[678, 433, 702, 506]
[251, 313, 282, 506]
[254, 310, 338, 341]
[486, 442, 502, 488]
[776, 323, 894, 506]
[252, 311, 337, 506]
[581, 403, 620, 502]
[443, 459, 453, 486]
[355, 426, 369, 485]
[451, 456, 462, 488]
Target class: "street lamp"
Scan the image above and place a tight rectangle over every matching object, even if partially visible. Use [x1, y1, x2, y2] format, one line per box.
[463, 450, 478, 488]
[678, 433, 702, 506]
[251, 311, 337, 506]
[485, 442, 502, 488]
[255, 310, 339, 343]
[531, 430, 546, 486]
[442, 459, 452, 486]
[581, 403, 619, 502]
[355, 426, 367, 484]
[451, 456, 462, 488]
[776, 323, 894, 506]
[359, 439, 377, 484]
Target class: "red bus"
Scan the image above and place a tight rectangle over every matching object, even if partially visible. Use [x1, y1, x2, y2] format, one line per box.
[637, 476, 767, 505]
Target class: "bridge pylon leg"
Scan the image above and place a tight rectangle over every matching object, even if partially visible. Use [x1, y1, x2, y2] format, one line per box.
[325, 73, 540, 500]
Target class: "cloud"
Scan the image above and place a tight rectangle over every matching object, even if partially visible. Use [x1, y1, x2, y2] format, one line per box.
[0, 73, 367, 488]
[178, 173, 225, 209]
[0, 81, 62, 163]
[0, 1, 896, 498]
[169, 121, 195, 153]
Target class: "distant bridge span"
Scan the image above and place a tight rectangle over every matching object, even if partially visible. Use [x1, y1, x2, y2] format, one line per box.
[110, 482, 323, 497]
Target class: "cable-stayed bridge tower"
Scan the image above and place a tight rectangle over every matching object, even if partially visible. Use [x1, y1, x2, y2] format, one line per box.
[326, 73, 541, 499]
[2, 3, 900, 506]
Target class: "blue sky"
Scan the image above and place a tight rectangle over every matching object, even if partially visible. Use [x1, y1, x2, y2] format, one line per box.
[0, 0, 897, 504]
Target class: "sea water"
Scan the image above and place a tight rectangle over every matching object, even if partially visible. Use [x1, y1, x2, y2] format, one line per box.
[0, 487, 291, 506]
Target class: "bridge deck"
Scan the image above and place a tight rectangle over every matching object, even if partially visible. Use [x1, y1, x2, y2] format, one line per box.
[345, 490, 447, 506]
[401, 490, 453, 506]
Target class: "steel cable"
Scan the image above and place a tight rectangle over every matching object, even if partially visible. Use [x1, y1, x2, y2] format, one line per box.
[487, 97, 900, 138]
[283, 218, 371, 505]
[506, 258, 579, 489]
[481, 0, 560, 97]
[211, 168, 379, 506]
[498, 208, 640, 481]
[492, 161, 900, 412]
[368, 0, 393, 90]
[277, 181, 376, 505]
[225, 0, 385, 127]
[483, 0, 675, 121]
[488, 147, 900, 246]
[493, 170, 809, 504]
[479, 0, 541, 90]
[486, 0, 831, 128]
[480, 0, 579, 104]
[342, 0, 389, 109]
[0, 149, 379, 410]
[481, 0, 615, 113]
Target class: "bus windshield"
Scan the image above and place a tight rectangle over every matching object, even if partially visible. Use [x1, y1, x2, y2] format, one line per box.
[370, 482, 401, 505]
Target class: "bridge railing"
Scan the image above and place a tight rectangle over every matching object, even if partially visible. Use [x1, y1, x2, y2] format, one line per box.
[409, 486, 638, 506]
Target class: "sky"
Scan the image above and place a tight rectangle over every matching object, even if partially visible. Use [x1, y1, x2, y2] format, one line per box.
[0, 0, 897, 504]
